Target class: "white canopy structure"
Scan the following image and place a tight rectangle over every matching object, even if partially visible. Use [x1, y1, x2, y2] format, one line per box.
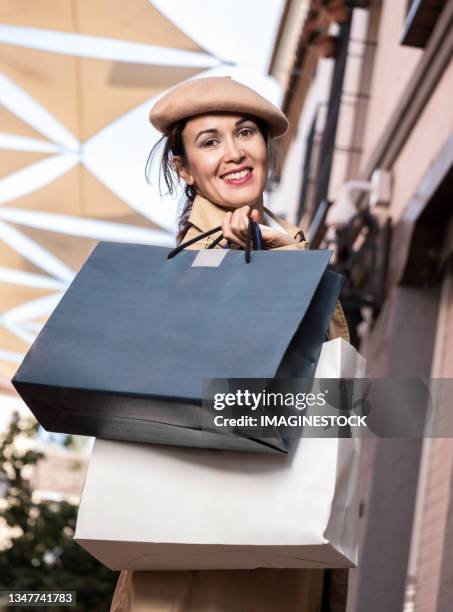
[0, 0, 284, 381]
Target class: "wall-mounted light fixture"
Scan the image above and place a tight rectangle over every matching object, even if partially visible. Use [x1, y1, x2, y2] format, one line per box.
[326, 169, 392, 226]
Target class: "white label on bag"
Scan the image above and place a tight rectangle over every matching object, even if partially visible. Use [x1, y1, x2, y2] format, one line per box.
[191, 250, 228, 267]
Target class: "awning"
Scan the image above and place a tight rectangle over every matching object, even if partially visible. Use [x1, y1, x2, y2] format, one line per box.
[0, 0, 222, 382]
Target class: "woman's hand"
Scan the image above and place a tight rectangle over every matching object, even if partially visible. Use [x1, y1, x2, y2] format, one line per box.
[222, 206, 256, 249]
[258, 226, 298, 249]
[222, 206, 298, 249]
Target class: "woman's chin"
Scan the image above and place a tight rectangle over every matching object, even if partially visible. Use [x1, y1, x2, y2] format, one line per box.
[217, 186, 262, 208]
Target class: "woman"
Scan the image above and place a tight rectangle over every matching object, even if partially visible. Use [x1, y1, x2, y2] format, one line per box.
[110, 76, 349, 612]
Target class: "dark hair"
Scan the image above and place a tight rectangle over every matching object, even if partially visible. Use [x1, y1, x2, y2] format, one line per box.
[145, 116, 279, 243]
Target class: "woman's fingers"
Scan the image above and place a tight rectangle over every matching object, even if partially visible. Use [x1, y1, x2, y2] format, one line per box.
[250, 208, 260, 224]
[231, 206, 249, 240]
[223, 206, 252, 247]
[222, 205, 265, 248]
[223, 206, 296, 249]
[259, 226, 297, 248]
[222, 211, 245, 248]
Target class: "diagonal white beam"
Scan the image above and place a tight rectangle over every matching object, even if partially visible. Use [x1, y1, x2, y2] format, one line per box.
[0, 349, 24, 363]
[18, 321, 43, 332]
[0, 153, 79, 205]
[82, 94, 180, 233]
[2, 293, 63, 324]
[0, 221, 75, 283]
[0, 73, 79, 151]
[0, 208, 174, 246]
[0, 26, 221, 68]
[0, 268, 66, 290]
[0, 133, 64, 154]
[2, 321, 37, 345]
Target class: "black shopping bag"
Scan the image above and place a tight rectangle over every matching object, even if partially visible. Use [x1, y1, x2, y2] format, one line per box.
[12, 242, 343, 453]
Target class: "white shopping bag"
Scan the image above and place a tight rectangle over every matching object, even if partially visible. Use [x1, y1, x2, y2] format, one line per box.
[75, 338, 365, 571]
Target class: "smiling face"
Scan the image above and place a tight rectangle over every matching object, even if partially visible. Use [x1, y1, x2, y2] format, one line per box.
[173, 112, 269, 210]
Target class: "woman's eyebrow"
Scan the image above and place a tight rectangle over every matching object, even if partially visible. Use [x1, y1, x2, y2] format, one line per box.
[194, 128, 218, 143]
[194, 119, 256, 143]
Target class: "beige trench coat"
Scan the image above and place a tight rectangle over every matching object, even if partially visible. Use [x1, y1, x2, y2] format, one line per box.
[110, 195, 350, 612]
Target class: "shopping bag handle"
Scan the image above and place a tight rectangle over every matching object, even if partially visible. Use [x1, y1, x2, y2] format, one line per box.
[167, 219, 263, 263]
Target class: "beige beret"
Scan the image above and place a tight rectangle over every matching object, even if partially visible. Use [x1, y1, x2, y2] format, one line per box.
[149, 76, 288, 138]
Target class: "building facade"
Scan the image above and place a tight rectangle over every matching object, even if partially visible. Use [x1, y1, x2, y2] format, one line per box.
[270, 1, 453, 610]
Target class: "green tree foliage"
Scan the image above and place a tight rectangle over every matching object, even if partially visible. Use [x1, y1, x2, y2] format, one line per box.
[0, 412, 118, 611]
